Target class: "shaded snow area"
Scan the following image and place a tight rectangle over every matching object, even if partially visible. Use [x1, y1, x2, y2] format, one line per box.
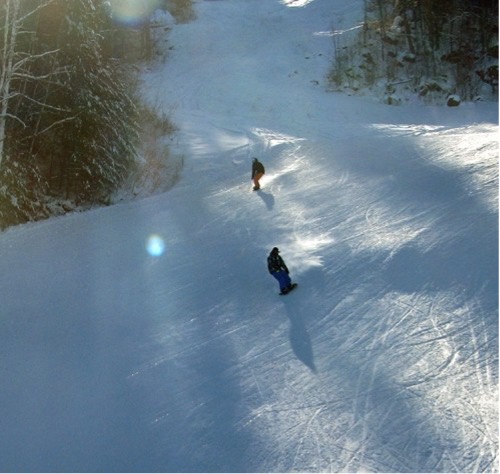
[1, 1, 498, 472]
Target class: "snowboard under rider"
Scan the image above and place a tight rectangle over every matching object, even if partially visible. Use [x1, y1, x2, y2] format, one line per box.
[251, 158, 265, 191]
[267, 247, 294, 294]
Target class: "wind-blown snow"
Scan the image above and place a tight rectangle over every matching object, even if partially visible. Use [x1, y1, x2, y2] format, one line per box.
[1, 1, 498, 472]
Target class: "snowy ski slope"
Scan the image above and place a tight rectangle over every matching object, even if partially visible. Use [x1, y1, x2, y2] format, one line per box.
[0, 0, 498, 472]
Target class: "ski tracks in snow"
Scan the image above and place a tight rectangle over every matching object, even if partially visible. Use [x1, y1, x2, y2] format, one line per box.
[138, 1, 498, 471]
[196, 117, 498, 471]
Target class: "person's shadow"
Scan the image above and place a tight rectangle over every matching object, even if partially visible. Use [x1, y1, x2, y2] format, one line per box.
[256, 190, 275, 210]
[284, 300, 317, 373]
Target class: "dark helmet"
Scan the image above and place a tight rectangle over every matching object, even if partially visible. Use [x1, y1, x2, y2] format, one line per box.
[253, 157, 258, 162]
[271, 247, 279, 254]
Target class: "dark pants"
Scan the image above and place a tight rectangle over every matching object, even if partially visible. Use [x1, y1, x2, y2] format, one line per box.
[271, 270, 291, 292]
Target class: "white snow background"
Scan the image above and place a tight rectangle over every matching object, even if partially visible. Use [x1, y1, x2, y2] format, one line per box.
[1, 0, 498, 472]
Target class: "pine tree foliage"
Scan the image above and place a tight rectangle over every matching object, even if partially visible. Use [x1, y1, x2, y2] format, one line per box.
[0, 0, 139, 229]
[45, 0, 138, 205]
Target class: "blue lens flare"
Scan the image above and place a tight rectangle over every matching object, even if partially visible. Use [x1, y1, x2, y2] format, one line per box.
[146, 234, 165, 257]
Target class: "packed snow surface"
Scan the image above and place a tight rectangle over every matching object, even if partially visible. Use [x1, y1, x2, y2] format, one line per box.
[1, 0, 498, 472]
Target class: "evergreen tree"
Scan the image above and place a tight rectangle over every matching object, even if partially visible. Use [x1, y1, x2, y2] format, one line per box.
[0, 0, 139, 228]
[38, 0, 138, 204]
[0, 0, 62, 227]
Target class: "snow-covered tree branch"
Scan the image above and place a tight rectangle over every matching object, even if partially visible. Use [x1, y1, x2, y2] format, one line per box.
[0, 0, 140, 228]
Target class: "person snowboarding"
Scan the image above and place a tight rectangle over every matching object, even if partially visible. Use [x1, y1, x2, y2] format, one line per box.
[267, 247, 296, 294]
[251, 157, 265, 191]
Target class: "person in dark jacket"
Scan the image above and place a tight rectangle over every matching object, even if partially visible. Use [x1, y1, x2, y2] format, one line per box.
[267, 247, 293, 294]
[251, 158, 265, 190]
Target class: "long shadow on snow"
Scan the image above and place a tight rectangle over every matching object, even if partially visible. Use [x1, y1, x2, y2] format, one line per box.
[381, 176, 498, 313]
[105, 198, 257, 473]
[312, 136, 497, 470]
[162, 309, 250, 473]
[267, 133, 498, 469]
[330, 135, 498, 311]
[334, 352, 474, 471]
[255, 189, 275, 210]
[281, 288, 318, 373]
[274, 277, 483, 471]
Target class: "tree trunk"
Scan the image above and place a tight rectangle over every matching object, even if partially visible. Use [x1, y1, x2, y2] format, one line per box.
[0, 0, 20, 169]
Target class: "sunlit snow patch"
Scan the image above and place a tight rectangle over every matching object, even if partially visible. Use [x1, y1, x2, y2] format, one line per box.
[252, 127, 305, 148]
[146, 234, 165, 257]
[370, 122, 499, 211]
[281, 0, 315, 7]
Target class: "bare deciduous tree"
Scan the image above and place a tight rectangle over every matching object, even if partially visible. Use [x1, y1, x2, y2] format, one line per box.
[0, 0, 63, 168]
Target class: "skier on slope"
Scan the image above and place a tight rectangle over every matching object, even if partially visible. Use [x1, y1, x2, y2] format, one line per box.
[267, 247, 295, 294]
[251, 157, 265, 191]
